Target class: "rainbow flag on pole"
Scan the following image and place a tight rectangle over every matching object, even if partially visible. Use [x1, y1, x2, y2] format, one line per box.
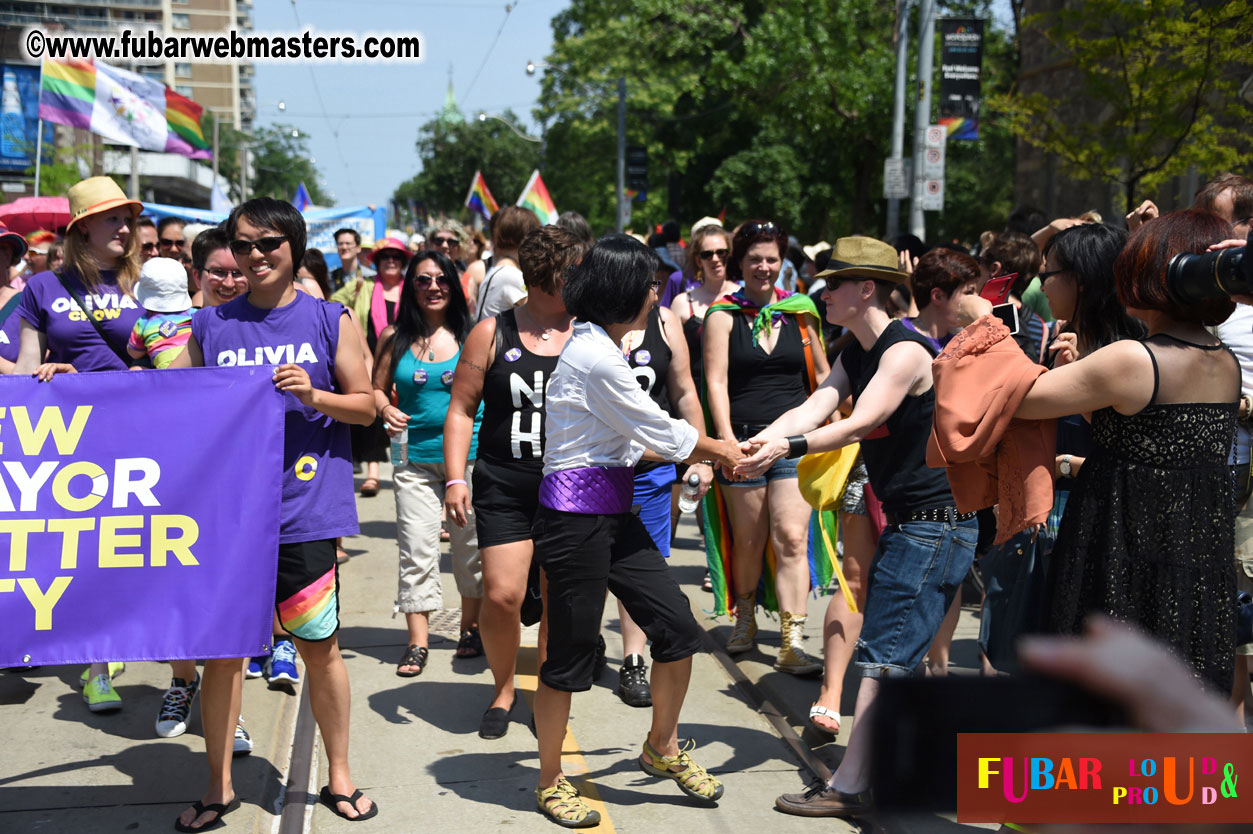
[39, 58, 211, 159]
[463, 170, 499, 221]
[515, 169, 558, 224]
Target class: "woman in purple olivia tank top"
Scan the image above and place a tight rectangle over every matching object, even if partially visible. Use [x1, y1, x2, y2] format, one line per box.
[529, 235, 742, 826]
[171, 198, 379, 829]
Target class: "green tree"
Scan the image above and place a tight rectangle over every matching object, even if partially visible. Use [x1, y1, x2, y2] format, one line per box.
[535, 0, 1018, 243]
[393, 109, 540, 223]
[246, 123, 331, 205]
[994, 0, 1253, 212]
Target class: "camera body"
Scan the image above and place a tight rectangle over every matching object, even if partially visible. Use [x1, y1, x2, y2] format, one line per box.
[1165, 230, 1252, 305]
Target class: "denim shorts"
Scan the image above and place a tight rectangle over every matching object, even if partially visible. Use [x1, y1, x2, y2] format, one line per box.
[855, 515, 978, 676]
[714, 423, 799, 488]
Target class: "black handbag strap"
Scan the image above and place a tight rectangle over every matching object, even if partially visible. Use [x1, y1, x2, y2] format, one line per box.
[54, 270, 135, 367]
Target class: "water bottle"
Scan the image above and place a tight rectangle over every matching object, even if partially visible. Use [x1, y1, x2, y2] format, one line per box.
[389, 427, 408, 467]
[678, 472, 702, 514]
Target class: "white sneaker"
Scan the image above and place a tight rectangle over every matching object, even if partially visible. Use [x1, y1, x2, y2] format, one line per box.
[154, 675, 200, 738]
[233, 717, 253, 756]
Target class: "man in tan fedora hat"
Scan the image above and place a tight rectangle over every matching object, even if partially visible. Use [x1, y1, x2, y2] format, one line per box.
[735, 236, 978, 818]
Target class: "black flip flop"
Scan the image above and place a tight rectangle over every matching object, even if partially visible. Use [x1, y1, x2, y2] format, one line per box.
[174, 797, 239, 832]
[319, 786, 379, 822]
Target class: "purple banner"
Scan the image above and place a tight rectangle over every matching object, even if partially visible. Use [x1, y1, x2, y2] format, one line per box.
[0, 367, 284, 666]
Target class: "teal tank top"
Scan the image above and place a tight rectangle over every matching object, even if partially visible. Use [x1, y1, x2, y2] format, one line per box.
[394, 346, 481, 464]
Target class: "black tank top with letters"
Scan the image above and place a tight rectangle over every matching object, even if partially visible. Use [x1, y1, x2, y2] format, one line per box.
[477, 309, 558, 466]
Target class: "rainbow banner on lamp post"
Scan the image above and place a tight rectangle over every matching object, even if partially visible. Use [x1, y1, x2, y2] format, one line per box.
[516, 169, 558, 224]
[38, 58, 211, 159]
[0, 367, 283, 666]
[464, 170, 499, 221]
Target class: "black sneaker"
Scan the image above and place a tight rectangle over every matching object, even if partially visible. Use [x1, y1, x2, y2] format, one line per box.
[617, 654, 652, 707]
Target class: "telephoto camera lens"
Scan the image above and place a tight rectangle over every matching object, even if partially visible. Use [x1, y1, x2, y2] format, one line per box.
[1166, 230, 1252, 305]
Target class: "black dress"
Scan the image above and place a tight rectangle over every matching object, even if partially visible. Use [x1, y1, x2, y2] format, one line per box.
[1044, 337, 1238, 694]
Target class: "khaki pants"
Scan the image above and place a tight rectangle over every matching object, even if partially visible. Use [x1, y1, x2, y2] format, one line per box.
[393, 461, 482, 614]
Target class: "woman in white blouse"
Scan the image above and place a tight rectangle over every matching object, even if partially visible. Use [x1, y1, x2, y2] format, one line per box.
[529, 235, 742, 828]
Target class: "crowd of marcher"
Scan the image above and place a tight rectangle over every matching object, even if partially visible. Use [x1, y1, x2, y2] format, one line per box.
[3, 169, 1252, 829]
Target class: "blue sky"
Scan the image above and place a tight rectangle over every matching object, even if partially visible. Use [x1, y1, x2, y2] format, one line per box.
[252, 0, 568, 208]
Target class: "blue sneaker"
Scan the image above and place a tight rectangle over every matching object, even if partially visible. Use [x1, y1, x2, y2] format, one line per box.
[245, 656, 267, 679]
[264, 640, 299, 689]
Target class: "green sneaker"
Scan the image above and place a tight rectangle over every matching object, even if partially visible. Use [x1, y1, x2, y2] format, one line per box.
[79, 662, 125, 687]
[83, 673, 122, 712]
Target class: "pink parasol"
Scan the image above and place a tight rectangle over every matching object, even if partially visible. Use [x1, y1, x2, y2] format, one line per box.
[0, 196, 71, 235]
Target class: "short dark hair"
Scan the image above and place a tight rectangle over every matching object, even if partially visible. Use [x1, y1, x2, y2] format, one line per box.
[136, 216, 156, 230]
[1043, 223, 1144, 351]
[157, 216, 185, 237]
[1193, 173, 1253, 224]
[518, 225, 589, 295]
[1005, 205, 1047, 236]
[191, 225, 230, 271]
[1116, 210, 1235, 326]
[334, 228, 361, 246]
[491, 205, 542, 252]
[728, 219, 786, 282]
[890, 233, 927, 261]
[911, 248, 981, 310]
[226, 198, 307, 271]
[555, 211, 595, 247]
[982, 230, 1042, 295]
[563, 233, 660, 326]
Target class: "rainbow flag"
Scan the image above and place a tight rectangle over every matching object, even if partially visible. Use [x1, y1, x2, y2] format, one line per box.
[464, 170, 499, 221]
[39, 58, 210, 159]
[515, 169, 558, 224]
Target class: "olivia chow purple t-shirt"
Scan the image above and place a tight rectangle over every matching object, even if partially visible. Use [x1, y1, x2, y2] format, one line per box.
[193, 291, 359, 544]
[16, 269, 142, 371]
[0, 292, 22, 362]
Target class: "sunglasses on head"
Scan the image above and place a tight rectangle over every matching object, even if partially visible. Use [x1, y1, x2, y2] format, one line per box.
[229, 236, 289, 257]
[699, 248, 729, 260]
[431, 236, 458, 247]
[737, 221, 783, 238]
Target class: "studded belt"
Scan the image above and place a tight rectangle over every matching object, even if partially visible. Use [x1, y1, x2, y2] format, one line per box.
[884, 506, 977, 526]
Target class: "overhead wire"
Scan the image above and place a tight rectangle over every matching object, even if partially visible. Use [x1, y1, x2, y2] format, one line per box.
[287, 0, 350, 176]
[459, 1, 519, 105]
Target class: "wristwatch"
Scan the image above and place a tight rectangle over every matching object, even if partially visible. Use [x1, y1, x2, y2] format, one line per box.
[1059, 454, 1073, 477]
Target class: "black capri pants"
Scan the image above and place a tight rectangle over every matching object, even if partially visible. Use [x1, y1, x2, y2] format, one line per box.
[531, 505, 704, 692]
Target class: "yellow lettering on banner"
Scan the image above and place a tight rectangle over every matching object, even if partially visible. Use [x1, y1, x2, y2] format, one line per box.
[1, 519, 46, 572]
[99, 516, 144, 568]
[48, 517, 95, 569]
[51, 461, 107, 512]
[11, 405, 93, 456]
[151, 515, 200, 566]
[18, 577, 72, 630]
[0, 578, 13, 593]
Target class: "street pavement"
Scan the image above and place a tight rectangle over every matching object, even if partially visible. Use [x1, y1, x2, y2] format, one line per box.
[0, 464, 993, 834]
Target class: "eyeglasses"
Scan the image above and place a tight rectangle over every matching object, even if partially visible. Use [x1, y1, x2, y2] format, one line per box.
[431, 236, 459, 247]
[160, 238, 185, 248]
[699, 248, 729, 261]
[229, 236, 289, 257]
[649, 280, 662, 292]
[1037, 269, 1067, 280]
[414, 274, 450, 287]
[375, 252, 406, 263]
[141, 241, 158, 252]
[206, 267, 245, 280]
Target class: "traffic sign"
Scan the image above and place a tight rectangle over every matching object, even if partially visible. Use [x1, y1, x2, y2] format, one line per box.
[921, 178, 945, 211]
[883, 157, 909, 199]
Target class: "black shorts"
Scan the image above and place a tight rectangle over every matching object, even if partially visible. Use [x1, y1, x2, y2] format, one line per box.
[275, 539, 341, 641]
[473, 458, 544, 548]
[531, 506, 704, 692]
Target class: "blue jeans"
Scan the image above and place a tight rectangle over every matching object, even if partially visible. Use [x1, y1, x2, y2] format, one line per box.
[855, 515, 978, 677]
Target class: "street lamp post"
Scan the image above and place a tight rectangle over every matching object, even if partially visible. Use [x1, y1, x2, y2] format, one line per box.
[528, 61, 627, 232]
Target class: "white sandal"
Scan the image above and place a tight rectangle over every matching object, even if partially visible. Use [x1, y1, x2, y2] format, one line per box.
[808, 703, 841, 735]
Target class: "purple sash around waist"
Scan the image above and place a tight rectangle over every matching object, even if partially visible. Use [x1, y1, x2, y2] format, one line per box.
[539, 466, 635, 515]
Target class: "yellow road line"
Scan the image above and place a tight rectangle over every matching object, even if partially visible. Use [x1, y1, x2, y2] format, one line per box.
[515, 645, 616, 833]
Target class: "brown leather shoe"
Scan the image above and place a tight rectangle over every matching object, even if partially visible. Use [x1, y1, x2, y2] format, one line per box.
[775, 783, 873, 817]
